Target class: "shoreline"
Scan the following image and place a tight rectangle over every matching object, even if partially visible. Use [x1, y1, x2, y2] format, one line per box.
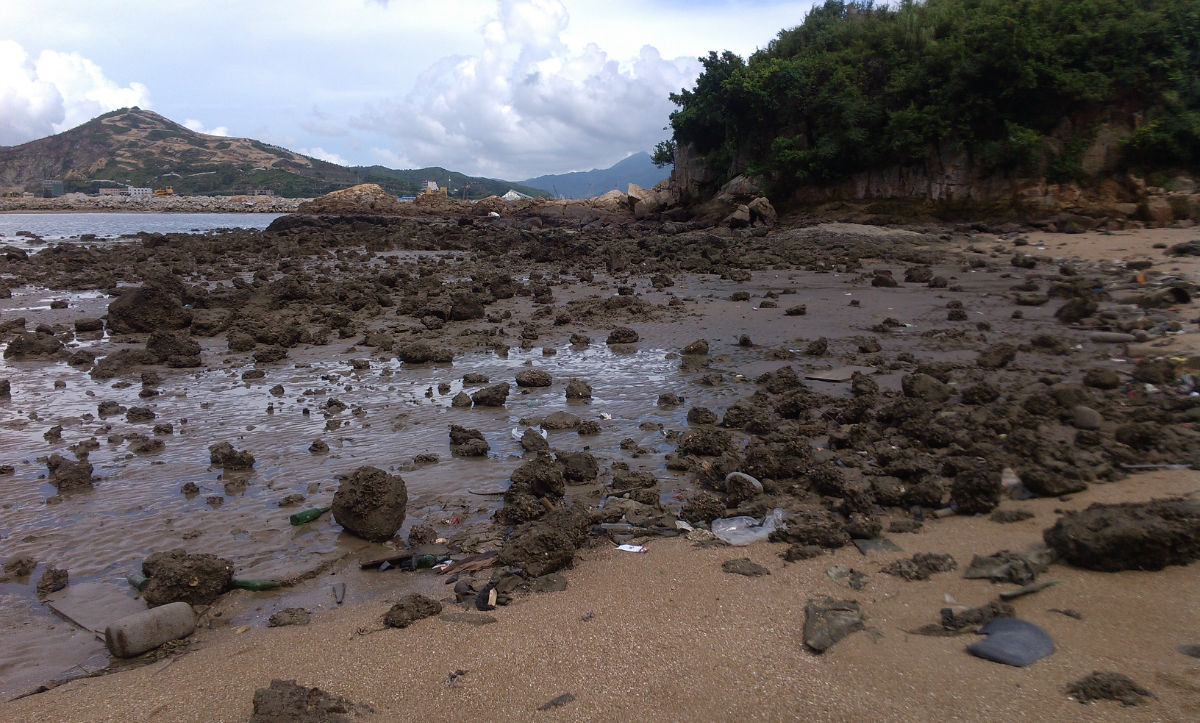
[0, 195, 305, 215]
[3, 469, 1196, 720]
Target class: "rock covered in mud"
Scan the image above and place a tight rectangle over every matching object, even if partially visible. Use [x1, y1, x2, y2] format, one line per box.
[950, 463, 1002, 514]
[46, 454, 94, 492]
[901, 373, 951, 403]
[515, 369, 552, 387]
[1043, 498, 1200, 572]
[498, 506, 589, 577]
[382, 594, 442, 628]
[449, 425, 489, 456]
[471, 382, 510, 407]
[106, 277, 192, 334]
[396, 341, 453, 364]
[331, 466, 408, 542]
[606, 327, 639, 344]
[209, 442, 255, 469]
[564, 378, 592, 399]
[141, 550, 233, 606]
[682, 339, 709, 355]
[3, 331, 64, 359]
[510, 452, 565, 497]
[1066, 671, 1155, 706]
[251, 679, 374, 722]
[145, 330, 201, 367]
[36, 567, 68, 598]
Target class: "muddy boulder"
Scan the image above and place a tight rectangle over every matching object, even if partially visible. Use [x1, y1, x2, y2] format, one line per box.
[565, 378, 592, 399]
[449, 425, 489, 457]
[1043, 498, 1200, 572]
[251, 679, 374, 722]
[498, 506, 589, 577]
[606, 327, 639, 344]
[396, 341, 453, 364]
[510, 452, 565, 497]
[331, 466, 408, 542]
[950, 463, 1002, 514]
[515, 369, 553, 387]
[901, 373, 951, 403]
[141, 550, 234, 606]
[471, 382, 510, 407]
[47, 454, 94, 492]
[382, 594, 442, 628]
[106, 277, 192, 334]
[3, 332, 64, 359]
[209, 442, 255, 470]
[145, 330, 201, 367]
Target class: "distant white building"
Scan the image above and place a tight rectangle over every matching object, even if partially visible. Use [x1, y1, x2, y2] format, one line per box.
[502, 189, 532, 201]
[127, 186, 153, 196]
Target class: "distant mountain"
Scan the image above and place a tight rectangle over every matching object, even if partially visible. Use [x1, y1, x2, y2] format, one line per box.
[0, 108, 550, 199]
[521, 152, 669, 199]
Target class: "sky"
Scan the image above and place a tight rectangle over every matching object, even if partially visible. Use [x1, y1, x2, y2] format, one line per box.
[0, 0, 817, 180]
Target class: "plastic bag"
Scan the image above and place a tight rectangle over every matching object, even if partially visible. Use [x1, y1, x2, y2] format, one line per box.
[710, 508, 785, 546]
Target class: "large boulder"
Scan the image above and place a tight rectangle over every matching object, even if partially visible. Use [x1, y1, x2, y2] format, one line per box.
[331, 466, 408, 542]
[3, 332, 63, 359]
[141, 550, 234, 606]
[107, 278, 192, 334]
[397, 342, 453, 364]
[1044, 499, 1200, 571]
[146, 330, 201, 366]
[47, 454, 93, 492]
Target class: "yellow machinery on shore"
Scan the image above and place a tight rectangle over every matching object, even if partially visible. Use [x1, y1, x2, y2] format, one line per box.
[154, 186, 174, 196]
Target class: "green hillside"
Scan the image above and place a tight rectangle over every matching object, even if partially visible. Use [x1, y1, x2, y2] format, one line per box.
[666, 0, 1200, 194]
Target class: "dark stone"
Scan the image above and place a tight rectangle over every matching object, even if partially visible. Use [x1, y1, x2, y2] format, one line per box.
[471, 383, 510, 407]
[396, 341, 453, 363]
[1066, 672, 1154, 706]
[515, 369, 552, 387]
[977, 343, 1017, 370]
[901, 373, 951, 403]
[209, 442, 255, 469]
[880, 553, 957, 581]
[606, 327, 639, 344]
[267, 608, 311, 627]
[967, 618, 1054, 667]
[47, 454, 93, 492]
[106, 278, 192, 334]
[951, 464, 1001, 514]
[565, 378, 592, 399]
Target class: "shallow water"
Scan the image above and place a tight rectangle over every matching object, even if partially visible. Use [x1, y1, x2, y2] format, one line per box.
[0, 212, 283, 248]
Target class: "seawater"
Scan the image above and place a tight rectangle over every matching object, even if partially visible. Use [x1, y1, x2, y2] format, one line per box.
[0, 212, 283, 247]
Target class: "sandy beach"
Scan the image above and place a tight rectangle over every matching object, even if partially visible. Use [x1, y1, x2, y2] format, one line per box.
[1, 213, 1198, 720]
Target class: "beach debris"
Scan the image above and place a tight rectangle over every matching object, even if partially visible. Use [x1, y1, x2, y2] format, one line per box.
[105, 602, 195, 658]
[1043, 498, 1200, 571]
[1177, 644, 1200, 659]
[803, 597, 864, 653]
[35, 567, 68, 598]
[616, 544, 649, 553]
[710, 508, 785, 546]
[250, 679, 374, 721]
[538, 693, 576, 711]
[963, 547, 1053, 585]
[967, 618, 1054, 667]
[444, 669, 468, 688]
[289, 507, 330, 526]
[1066, 671, 1155, 706]
[852, 538, 902, 554]
[998, 580, 1061, 601]
[267, 608, 310, 627]
[332, 582, 345, 605]
[331, 466, 408, 542]
[880, 553, 957, 581]
[722, 558, 769, 576]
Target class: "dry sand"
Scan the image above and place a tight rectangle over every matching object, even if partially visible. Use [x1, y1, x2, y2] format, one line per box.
[3, 470, 1197, 722]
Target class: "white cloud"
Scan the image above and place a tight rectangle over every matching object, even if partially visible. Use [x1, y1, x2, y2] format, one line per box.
[299, 147, 350, 166]
[183, 118, 229, 136]
[355, 0, 699, 179]
[0, 40, 150, 146]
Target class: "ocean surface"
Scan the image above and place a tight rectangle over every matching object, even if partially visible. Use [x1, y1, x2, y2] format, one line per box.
[0, 212, 283, 247]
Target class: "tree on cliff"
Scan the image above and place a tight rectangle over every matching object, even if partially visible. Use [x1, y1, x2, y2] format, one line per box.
[665, 0, 1200, 193]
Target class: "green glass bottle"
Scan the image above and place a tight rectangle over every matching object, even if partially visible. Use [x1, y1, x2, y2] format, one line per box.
[231, 578, 282, 591]
[289, 506, 331, 526]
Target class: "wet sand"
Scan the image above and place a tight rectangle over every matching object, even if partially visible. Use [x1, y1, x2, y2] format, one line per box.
[2, 469, 1196, 721]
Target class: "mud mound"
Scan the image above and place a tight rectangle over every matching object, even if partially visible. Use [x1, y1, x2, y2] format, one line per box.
[141, 549, 233, 606]
[382, 594, 442, 628]
[498, 506, 589, 577]
[1066, 671, 1154, 706]
[251, 679, 373, 722]
[331, 466, 408, 542]
[1043, 498, 1200, 571]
